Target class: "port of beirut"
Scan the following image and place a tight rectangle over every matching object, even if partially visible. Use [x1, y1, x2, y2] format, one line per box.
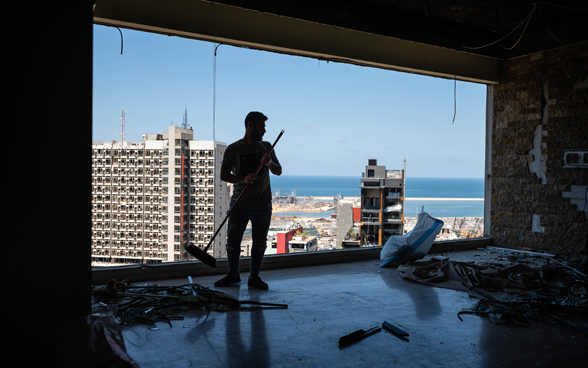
[270, 195, 484, 249]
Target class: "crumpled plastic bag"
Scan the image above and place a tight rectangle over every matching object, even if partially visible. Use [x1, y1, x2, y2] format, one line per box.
[380, 211, 443, 267]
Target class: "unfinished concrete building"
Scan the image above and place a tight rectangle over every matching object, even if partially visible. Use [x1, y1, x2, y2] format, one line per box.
[8, 1, 588, 367]
[360, 159, 406, 245]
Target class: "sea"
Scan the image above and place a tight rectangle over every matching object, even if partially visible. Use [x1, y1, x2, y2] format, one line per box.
[271, 176, 484, 218]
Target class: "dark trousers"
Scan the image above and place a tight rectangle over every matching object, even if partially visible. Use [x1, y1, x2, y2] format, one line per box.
[226, 201, 272, 276]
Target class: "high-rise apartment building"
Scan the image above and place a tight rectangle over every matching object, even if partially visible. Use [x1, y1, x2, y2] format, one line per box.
[359, 159, 405, 246]
[91, 126, 229, 265]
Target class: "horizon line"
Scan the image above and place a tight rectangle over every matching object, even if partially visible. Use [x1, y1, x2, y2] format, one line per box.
[275, 174, 484, 179]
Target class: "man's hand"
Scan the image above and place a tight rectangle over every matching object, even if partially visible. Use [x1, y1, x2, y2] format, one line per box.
[261, 153, 272, 167]
[221, 166, 257, 185]
[243, 173, 257, 184]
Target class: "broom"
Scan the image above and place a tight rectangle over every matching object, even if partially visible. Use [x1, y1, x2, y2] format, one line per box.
[185, 130, 285, 268]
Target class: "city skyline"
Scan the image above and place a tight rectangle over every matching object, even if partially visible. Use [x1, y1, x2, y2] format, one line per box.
[93, 25, 487, 178]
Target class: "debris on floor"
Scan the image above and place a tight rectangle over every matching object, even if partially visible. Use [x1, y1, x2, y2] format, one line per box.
[338, 326, 382, 347]
[92, 278, 287, 329]
[396, 247, 588, 335]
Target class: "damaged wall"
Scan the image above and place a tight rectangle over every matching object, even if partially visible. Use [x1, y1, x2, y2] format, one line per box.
[490, 42, 588, 253]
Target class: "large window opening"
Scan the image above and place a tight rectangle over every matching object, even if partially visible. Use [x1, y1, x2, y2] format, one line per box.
[92, 26, 486, 268]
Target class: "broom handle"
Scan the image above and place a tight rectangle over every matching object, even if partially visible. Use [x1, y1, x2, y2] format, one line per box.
[203, 130, 285, 252]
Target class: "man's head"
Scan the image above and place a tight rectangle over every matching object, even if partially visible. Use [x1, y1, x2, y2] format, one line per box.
[244, 111, 268, 142]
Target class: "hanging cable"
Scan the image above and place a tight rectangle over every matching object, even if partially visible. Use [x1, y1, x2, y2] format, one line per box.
[538, 3, 571, 51]
[212, 43, 223, 142]
[537, 0, 588, 11]
[116, 27, 123, 55]
[499, 5, 535, 51]
[538, 2, 579, 78]
[451, 51, 458, 124]
[463, 4, 536, 51]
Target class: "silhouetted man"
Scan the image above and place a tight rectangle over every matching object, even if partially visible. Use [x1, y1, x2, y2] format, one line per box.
[215, 111, 282, 290]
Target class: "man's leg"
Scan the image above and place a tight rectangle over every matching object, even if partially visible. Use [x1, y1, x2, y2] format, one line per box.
[248, 202, 272, 289]
[215, 203, 249, 287]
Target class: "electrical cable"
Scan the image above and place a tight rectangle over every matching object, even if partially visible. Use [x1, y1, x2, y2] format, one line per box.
[537, 2, 579, 79]
[538, 3, 571, 51]
[537, 0, 588, 11]
[116, 27, 123, 55]
[451, 51, 458, 124]
[212, 43, 223, 142]
[99, 120, 120, 142]
[463, 4, 536, 51]
[499, 4, 539, 51]
[498, 5, 535, 51]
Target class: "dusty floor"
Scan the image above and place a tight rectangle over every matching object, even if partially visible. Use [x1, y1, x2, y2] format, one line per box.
[115, 249, 587, 367]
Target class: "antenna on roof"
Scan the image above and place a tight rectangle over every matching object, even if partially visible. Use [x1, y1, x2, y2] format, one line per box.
[182, 106, 188, 129]
[121, 108, 126, 142]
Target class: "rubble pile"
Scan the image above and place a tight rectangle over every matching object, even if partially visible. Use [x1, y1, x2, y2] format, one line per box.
[399, 248, 588, 334]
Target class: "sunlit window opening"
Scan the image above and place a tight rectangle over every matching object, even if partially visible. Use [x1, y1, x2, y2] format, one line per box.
[92, 26, 486, 267]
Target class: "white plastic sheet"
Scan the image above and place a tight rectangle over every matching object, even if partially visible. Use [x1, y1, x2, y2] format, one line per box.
[384, 204, 402, 212]
[380, 211, 444, 268]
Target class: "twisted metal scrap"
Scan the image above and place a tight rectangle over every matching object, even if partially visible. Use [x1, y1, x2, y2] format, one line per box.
[92, 280, 286, 328]
[458, 283, 588, 336]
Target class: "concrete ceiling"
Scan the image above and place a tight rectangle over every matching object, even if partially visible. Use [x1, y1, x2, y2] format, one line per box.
[207, 1, 588, 59]
[93, 0, 588, 84]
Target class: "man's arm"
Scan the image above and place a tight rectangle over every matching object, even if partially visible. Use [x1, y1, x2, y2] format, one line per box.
[262, 153, 282, 176]
[220, 165, 256, 184]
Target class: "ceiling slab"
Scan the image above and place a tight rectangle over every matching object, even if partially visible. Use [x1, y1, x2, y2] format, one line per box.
[94, 0, 500, 83]
[207, 0, 588, 60]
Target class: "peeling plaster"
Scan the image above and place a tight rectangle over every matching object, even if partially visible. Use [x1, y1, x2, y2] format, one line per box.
[531, 214, 545, 233]
[562, 186, 588, 218]
[528, 82, 555, 185]
[529, 125, 547, 184]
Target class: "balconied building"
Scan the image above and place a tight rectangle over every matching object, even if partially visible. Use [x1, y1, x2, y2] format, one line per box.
[359, 159, 405, 246]
[91, 126, 229, 265]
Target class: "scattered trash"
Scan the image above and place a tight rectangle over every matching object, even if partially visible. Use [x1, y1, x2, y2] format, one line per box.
[380, 212, 444, 267]
[92, 278, 287, 329]
[395, 247, 588, 335]
[397, 259, 492, 292]
[338, 326, 381, 347]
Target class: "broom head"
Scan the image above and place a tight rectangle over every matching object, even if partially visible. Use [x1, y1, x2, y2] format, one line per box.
[185, 244, 217, 268]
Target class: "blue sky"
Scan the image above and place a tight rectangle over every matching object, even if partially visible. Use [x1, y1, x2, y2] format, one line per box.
[93, 25, 487, 178]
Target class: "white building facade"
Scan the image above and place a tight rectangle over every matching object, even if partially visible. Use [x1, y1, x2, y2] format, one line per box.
[91, 126, 229, 265]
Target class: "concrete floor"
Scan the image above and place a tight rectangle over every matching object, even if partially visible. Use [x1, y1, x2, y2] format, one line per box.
[122, 258, 586, 368]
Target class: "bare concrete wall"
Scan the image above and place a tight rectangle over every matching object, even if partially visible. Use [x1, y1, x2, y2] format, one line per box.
[490, 42, 588, 254]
